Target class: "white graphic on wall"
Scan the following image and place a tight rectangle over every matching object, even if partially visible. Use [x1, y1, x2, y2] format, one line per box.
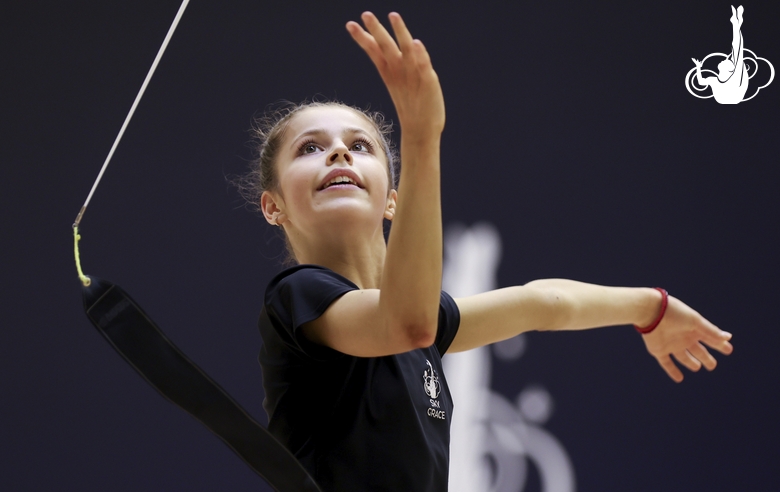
[424, 359, 441, 399]
[443, 222, 576, 492]
[685, 5, 774, 104]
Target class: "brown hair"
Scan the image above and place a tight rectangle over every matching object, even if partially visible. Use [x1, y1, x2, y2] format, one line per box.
[236, 100, 398, 266]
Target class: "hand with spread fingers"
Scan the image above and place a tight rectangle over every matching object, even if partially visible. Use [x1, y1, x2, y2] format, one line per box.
[641, 296, 733, 382]
[346, 12, 445, 143]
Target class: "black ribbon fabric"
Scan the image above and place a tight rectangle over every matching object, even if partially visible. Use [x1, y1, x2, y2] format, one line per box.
[82, 275, 321, 492]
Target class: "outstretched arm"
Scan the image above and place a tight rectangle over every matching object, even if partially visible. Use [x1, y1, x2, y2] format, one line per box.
[448, 280, 733, 382]
[692, 58, 711, 87]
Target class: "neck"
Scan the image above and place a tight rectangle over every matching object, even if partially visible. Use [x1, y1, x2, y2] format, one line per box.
[285, 222, 388, 290]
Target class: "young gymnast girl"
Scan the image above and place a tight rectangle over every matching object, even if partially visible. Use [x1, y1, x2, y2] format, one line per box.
[245, 12, 734, 491]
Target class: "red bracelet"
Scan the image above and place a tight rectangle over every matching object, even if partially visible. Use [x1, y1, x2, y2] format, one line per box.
[634, 288, 668, 334]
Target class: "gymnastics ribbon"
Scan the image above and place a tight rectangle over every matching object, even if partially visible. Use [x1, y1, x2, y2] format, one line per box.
[72, 3, 321, 490]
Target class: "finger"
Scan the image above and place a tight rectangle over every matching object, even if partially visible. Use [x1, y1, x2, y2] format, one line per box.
[413, 39, 433, 72]
[696, 319, 733, 350]
[672, 350, 702, 372]
[657, 355, 684, 383]
[688, 342, 717, 371]
[698, 318, 731, 344]
[700, 329, 734, 356]
[346, 21, 387, 70]
[361, 11, 401, 59]
[388, 12, 415, 54]
[708, 339, 734, 356]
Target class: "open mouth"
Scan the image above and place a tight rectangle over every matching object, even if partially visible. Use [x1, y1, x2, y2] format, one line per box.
[320, 183, 362, 191]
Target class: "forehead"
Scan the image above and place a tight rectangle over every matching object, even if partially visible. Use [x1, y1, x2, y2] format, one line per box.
[286, 106, 379, 139]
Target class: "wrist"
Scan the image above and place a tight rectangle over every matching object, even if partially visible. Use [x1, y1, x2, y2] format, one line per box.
[634, 288, 668, 334]
[401, 133, 441, 150]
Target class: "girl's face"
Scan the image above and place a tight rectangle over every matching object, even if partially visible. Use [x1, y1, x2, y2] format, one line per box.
[261, 106, 396, 235]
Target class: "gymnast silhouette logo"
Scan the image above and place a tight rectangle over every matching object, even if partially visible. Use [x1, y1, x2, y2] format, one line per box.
[423, 360, 441, 399]
[685, 5, 774, 104]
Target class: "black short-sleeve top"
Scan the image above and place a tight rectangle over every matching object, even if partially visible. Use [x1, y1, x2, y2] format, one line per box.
[258, 264, 461, 492]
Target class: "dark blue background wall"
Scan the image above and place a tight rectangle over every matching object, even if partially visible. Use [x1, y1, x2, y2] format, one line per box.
[2, 0, 778, 490]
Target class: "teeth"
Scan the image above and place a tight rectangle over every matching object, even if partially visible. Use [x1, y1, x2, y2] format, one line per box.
[326, 175, 357, 187]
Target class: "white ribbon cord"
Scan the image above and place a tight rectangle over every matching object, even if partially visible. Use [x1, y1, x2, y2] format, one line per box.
[74, 0, 191, 227]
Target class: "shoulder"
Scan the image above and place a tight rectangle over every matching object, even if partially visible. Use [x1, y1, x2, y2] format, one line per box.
[264, 264, 358, 304]
[261, 264, 358, 361]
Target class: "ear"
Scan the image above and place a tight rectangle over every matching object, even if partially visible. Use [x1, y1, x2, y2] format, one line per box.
[383, 189, 397, 221]
[261, 190, 287, 226]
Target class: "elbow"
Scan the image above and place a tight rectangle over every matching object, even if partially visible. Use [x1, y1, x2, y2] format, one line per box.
[402, 320, 438, 349]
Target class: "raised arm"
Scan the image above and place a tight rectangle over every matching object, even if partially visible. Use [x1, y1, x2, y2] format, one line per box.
[449, 280, 733, 382]
[347, 12, 445, 347]
[731, 6, 745, 76]
[730, 5, 745, 71]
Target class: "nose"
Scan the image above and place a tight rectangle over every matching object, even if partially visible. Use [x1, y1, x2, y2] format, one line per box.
[328, 142, 352, 165]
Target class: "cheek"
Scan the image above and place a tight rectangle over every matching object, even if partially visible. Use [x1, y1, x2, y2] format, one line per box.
[369, 166, 392, 204]
[278, 168, 313, 210]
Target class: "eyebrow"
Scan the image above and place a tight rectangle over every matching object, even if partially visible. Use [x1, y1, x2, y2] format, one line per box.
[289, 128, 374, 149]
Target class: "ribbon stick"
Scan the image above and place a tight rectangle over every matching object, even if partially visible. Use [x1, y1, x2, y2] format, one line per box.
[73, 0, 191, 229]
[73, 0, 190, 286]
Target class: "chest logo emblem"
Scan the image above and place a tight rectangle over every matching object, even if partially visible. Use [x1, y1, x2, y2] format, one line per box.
[423, 359, 441, 399]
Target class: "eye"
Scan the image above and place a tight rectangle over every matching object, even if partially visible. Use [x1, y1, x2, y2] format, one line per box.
[298, 139, 319, 155]
[350, 138, 375, 153]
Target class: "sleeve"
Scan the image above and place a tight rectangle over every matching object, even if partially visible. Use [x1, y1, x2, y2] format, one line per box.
[435, 290, 461, 356]
[264, 265, 359, 361]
